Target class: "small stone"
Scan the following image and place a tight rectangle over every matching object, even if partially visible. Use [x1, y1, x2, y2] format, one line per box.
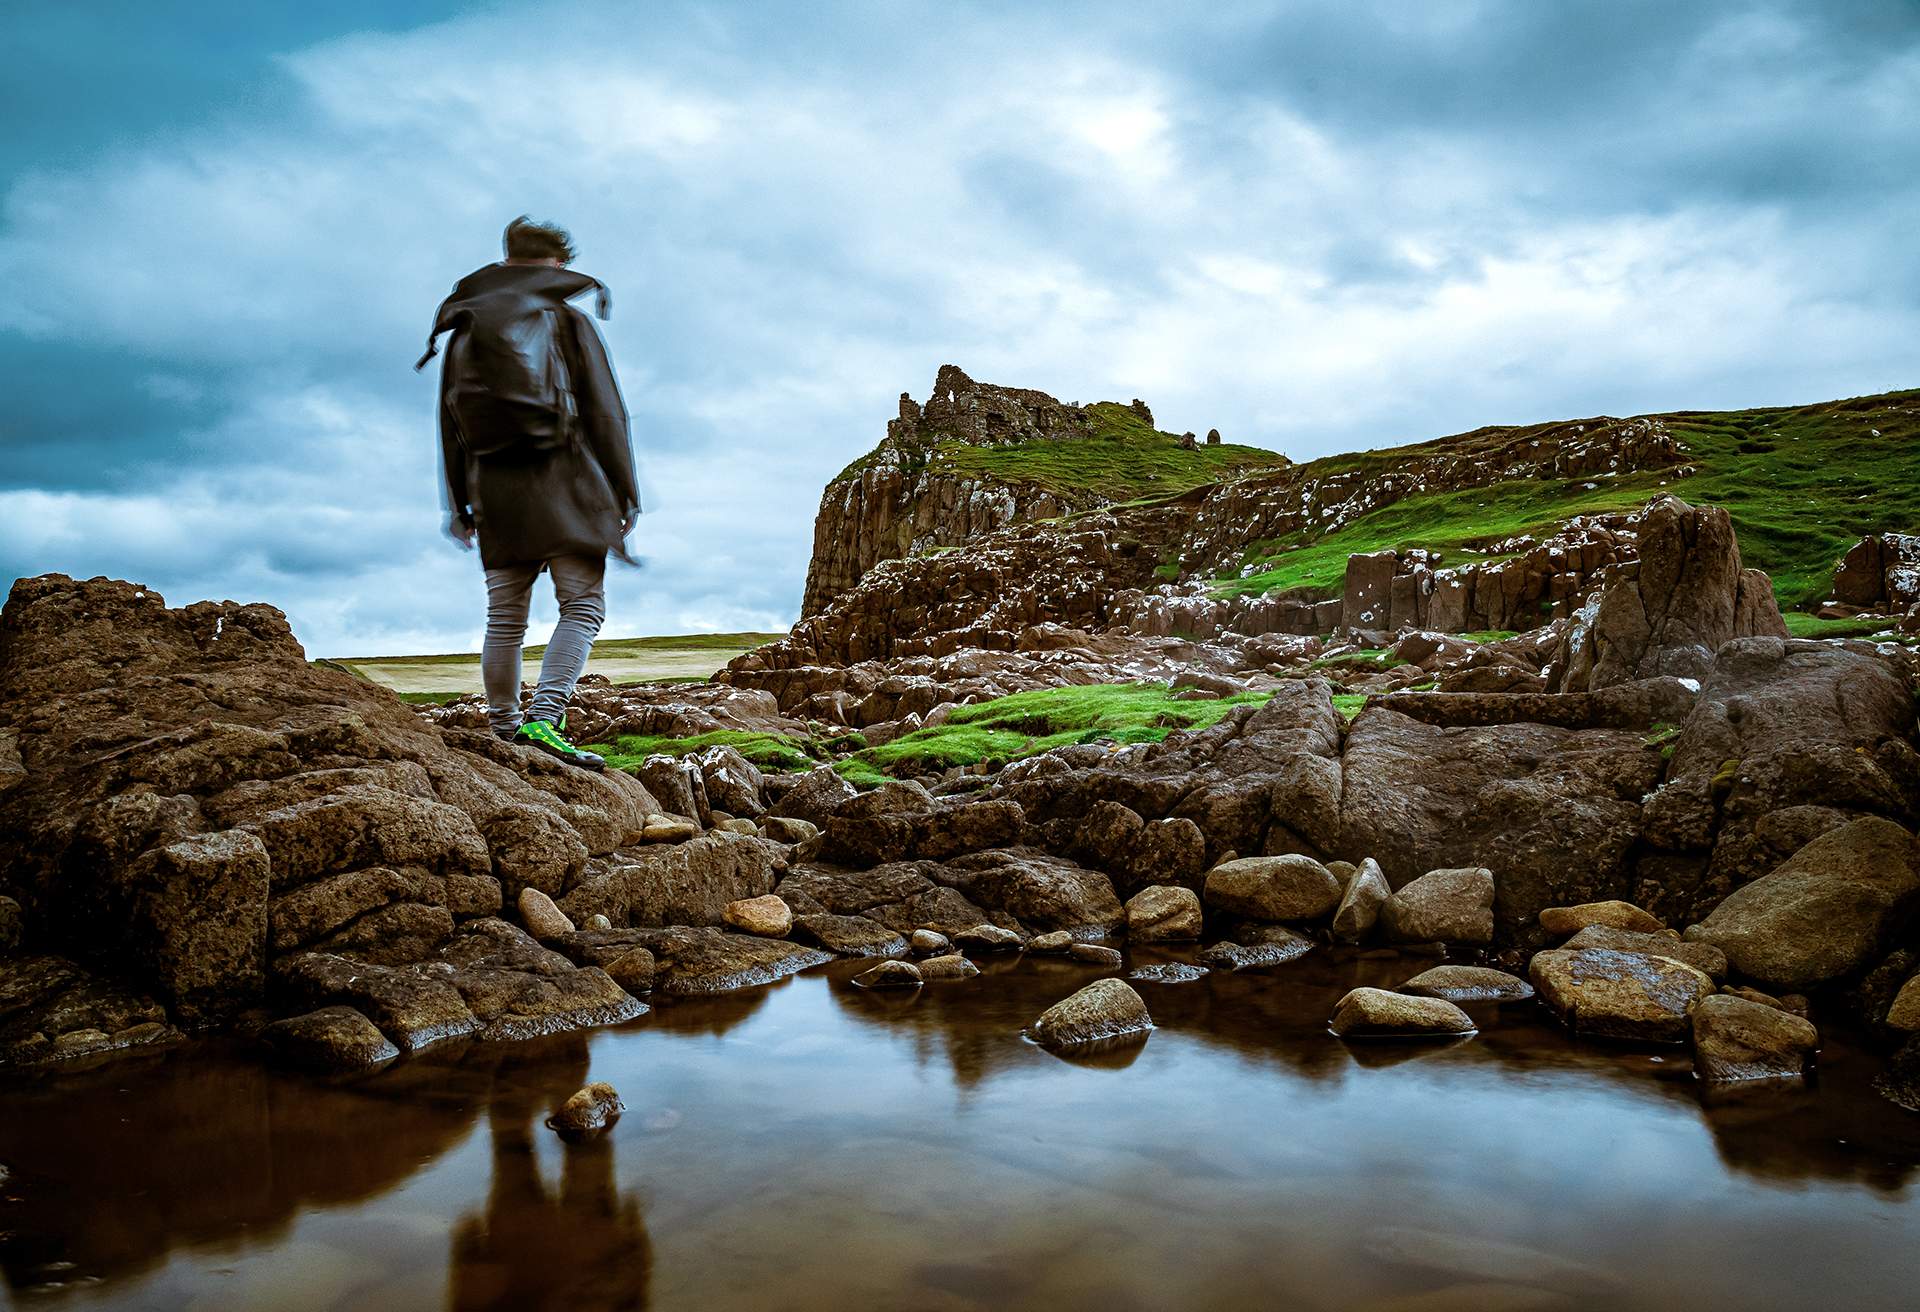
[723, 894, 793, 938]
[1539, 900, 1664, 937]
[1529, 947, 1715, 1042]
[1028, 978, 1152, 1052]
[954, 923, 1023, 952]
[1381, 867, 1494, 945]
[718, 817, 758, 835]
[1332, 857, 1390, 943]
[1027, 930, 1075, 954]
[909, 929, 951, 955]
[852, 959, 923, 989]
[760, 815, 819, 844]
[1399, 965, 1534, 1004]
[584, 914, 614, 932]
[1199, 933, 1313, 972]
[916, 953, 981, 981]
[1128, 963, 1210, 984]
[1692, 992, 1819, 1083]
[1330, 987, 1475, 1038]
[1068, 943, 1123, 967]
[605, 947, 655, 994]
[261, 1006, 399, 1072]
[548, 1082, 624, 1140]
[1719, 984, 1808, 1018]
[518, 887, 575, 941]
[1125, 885, 1203, 942]
[1888, 976, 1920, 1031]
[638, 814, 700, 844]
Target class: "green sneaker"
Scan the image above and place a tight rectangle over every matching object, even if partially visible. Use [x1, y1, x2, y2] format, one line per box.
[514, 717, 606, 771]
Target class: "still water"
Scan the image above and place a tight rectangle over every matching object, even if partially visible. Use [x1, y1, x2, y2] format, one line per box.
[3, 951, 1919, 1311]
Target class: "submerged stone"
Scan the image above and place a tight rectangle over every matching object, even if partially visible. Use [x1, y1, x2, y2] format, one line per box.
[1529, 947, 1714, 1043]
[261, 1006, 399, 1072]
[1398, 965, 1534, 1004]
[1691, 993, 1818, 1084]
[1199, 932, 1313, 972]
[547, 1082, 624, 1140]
[1330, 987, 1475, 1038]
[1028, 979, 1152, 1053]
[852, 959, 923, 989]
[915, 953, 981, 981]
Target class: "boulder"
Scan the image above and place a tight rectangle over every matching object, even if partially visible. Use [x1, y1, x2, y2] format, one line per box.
[1691, 992, 1819, 1083]
[1686, 816, 1920, 990]
[723, 894, 794, 938]
[930, 848, 1123, 935]
[1562, 924, 1726, 980]
[1888, 975, 1920, 1032]
[760, 816, 819, 845]
[1332, 857, 1390, 943]
[1538, 900, 1663, 937]
[1330, 987, 1475, 1038]
[1028, 979, 1152, 1052]
[852, 959, 923, 989]
[1202, 855, 1342, 922]
[274, 952, 480, 1053]
[1027, 930, 1074, 953]
[605, 948, 656, 995]
[1529, 947, 1715, 1042]
[1125, 885, 1203, 942]
[793, 913, 907, 957]
[560, 831, 786, 929]
[696, 745, 766, 818]
[615, 927, 831, 996]
[548, 1082, 623, 1140]
[769, 766, 858, 827]
[0, 954, 178, 1067]
[916, 953, 981, 981]
[953, 923, 1024, 952]
[1381, 868, 1495, 945]
[1398, 965, 1534, 1004]
[518, 887, 575, 941]
[260, 1006, 399, 1072]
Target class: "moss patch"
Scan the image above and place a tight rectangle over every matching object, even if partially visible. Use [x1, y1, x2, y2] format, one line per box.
[587, 729, 818, 773]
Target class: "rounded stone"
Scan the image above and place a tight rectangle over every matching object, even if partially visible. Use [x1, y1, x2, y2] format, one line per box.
[916, 953, 981, 981]
[1381, 867, 1495, 945]
[1027, 930, 1075, 954]
[1028, 979, 1153, 1052]
[1067, 943, 1123, 968]
[261, 1006, 399, 1072]
[909, 929, 951, 955]
[547, 1082, 624, 1140]
[518, 887, 575, 941]
[723, 894, 794, 938]
[1539, 900, 1664, 937]
[852, 959, 924, 989]
[1202, 855, 1342, 922]
[1125, 885, 1203, 942]
[1692, 992, 1819, 1083]
[1398, 965, 1534, 1004]
[1330, 987, 1476, 1038]
[1529, 947, 1715, 1042]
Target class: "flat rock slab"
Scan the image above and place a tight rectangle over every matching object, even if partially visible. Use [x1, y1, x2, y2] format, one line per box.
[852, 959, 923, 989]
[1398, 965, 1534, 1004]
[1200, 933, 1314, 972]
[793, 913, 908, 958]
[275, 952, 480, 1053]
[1539, 900, 1663, 937]
[0, 954, 179, 1068]
[1562, 924, 1725, 980]
[1331, 987, 1476, 1038]
[1128, 963, 1211, 984]
[261, 1006, 399, 1072]
[1529, 947, 1715, 1043]
[916, 953, 981, 981]
[1028, 978, 1152, 1053]
[626, 927, 831, 995]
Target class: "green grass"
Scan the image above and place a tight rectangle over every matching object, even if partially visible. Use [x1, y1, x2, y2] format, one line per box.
[1331, 693, 1367, 721]
[1208, 390, 1920, 616]
[833, 400, 1290, 500]
[1779, 613, 1898, 639]
[585, 729, 818, 773]
[396, 691, 463, 705]
[848, 683, 1275, 777]
[1309, 648, 1406, 670]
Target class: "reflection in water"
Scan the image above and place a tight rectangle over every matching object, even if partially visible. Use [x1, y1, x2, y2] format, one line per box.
[3, 950, 1920, 1310]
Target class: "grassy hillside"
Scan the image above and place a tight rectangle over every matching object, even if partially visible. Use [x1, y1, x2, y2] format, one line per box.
[1215, 389, 1920, 612]
[834, 400, 1290, 499]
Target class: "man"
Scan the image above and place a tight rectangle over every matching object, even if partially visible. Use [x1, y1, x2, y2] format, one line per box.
[416, 216, 639, 770]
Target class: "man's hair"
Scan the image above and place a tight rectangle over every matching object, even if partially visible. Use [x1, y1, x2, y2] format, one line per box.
[503, 215, 576, 263]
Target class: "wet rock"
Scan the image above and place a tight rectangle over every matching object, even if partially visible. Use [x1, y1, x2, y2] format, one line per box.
[769, 766, 859, 827]
[1529, 947, 1715, 1042]
[638, 814, 700, 843]
[1128, 963, 1210, 984]
[1381, 868, 1494, 945]
[518, 887, 575, 941]
[1719, 983, 1808, 1019]
[1888, 976, 1920, 1031]
[260, 1006, 399, 1072]
[774, 860, 1000, 939]
[1202, 854, 1342, 922]
[0, 953, 178, 1067]
[760, 815, 819, 845]
[1691, 992, 1819, 1084]
[1028, 978, 1152, 1052]
[1686, 817, 1920, 991]
[561, 831, 786, 929]
[1875, 1036, 1920, 1112]
[618, 927, 831, 995]
[1125, 885, 1202, 942]
[1562, 924, 1726, 981]
[909, 928, 950, 955]
[1330, 987, 1475, 1038]
[1199, 933, 1314, 972]
[953, 923, 1024, 952]
[916, 953, 981, 981]
[1068, 943, 1123, 967]
[275, 952, 479, 1053]
[433, 920, 647, 1041]
[1538, 900, 1663, 937]
[1332, 857, 1390, 943]
[584, 913, 613, 931]
[548, 1082, 624, 1140]
[1399, 965, 1534, 1004]
[852, 959, 923, 989]
[1027, 930, 1074, 953]
[605, 948, 656, 995]
[0, 895, 22, 954]
[792, 913, 907, 957]
[929, 847, 1123, 935]
[723, 894, 793, 938]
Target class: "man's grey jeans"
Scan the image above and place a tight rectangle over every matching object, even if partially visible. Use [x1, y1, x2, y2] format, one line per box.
[482, 553, 606, 738]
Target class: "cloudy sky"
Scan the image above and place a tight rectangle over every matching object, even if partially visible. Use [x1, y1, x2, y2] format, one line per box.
[2, 1, 1916, 656]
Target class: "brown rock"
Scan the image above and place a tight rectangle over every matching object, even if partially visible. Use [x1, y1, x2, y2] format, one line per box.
[1381, 868, 1494, 945]
[261, 1006, 399, 1072]
[1538, 900, 1663, 937]
[1562, 924, 1726, 980]
[852, 959, 923, 989]
[1125, 885, 1202, 941]
[1399, 965, 1534, 1004]
[1330, 987, 1475, 1038]
[548, 1082, 624, 1140]
[1028, 978, 1152, 1052]
[1202, 855, 1342, 921]
[723, 894, 793, 938]
[518, 887, 575, 941]
[1691, 992, 1819, 1083]
[916, 953, 980, 981]
[1529, 947, 1715, 1042]
[1332, 857, 1390, 943]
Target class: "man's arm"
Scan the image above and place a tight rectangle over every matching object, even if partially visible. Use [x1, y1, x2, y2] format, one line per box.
[439, 373, 476, 546]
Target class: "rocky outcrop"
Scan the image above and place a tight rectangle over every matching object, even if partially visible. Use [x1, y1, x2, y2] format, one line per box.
[1550, 495, 1787, 692]
[1829, 533, 1920, 613]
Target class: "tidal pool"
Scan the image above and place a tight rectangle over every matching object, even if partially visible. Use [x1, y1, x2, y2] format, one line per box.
[3, 950, 1919, 1310]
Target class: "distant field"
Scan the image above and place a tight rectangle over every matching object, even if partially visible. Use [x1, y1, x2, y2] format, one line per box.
[332, 631, 784, 695]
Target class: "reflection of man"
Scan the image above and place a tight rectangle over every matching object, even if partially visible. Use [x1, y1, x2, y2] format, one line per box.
[417, 215, 640, 770]
[447, 1054, 653, 1311]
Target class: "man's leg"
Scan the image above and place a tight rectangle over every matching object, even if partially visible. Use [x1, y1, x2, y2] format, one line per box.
[481, 564, 540, 740]
[526, 553, 608, 726]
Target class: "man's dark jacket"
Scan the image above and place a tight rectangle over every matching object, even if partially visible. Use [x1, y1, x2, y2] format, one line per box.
[418, 263, 639, 570]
